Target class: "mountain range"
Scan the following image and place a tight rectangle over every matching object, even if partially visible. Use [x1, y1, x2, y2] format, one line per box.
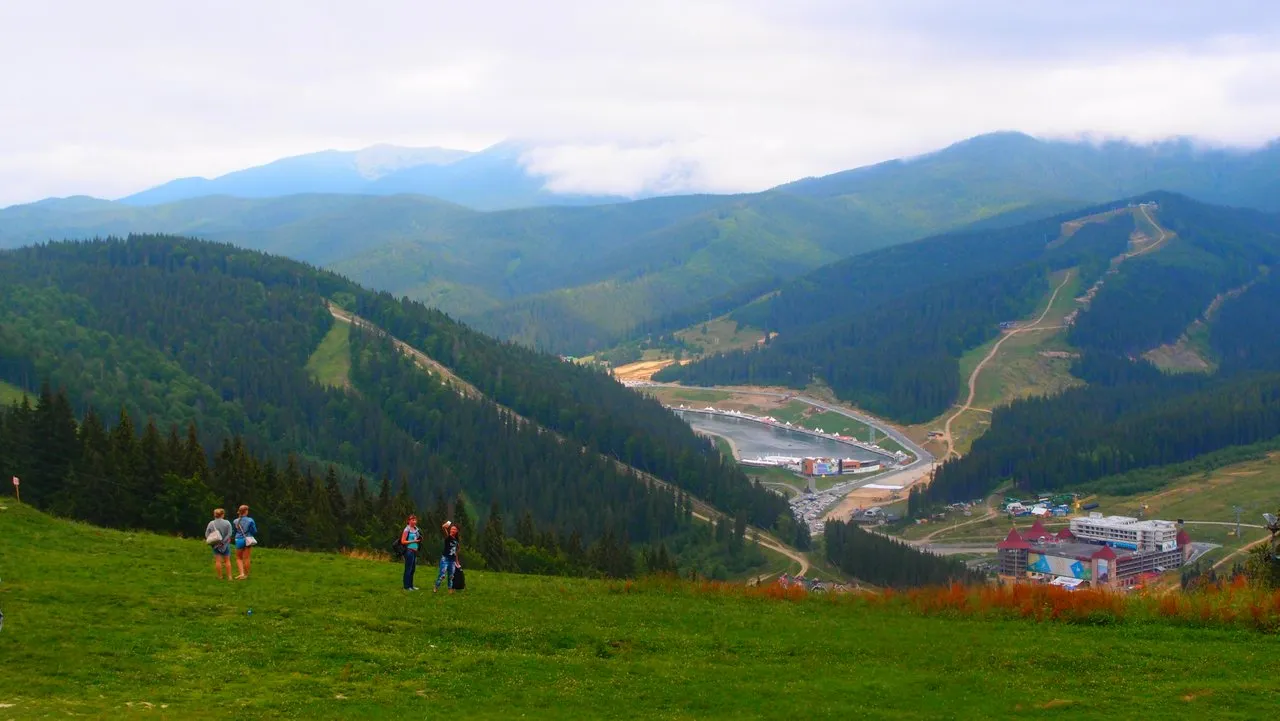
[119, 142, 625, 210]
[4, 132, 1280, 355]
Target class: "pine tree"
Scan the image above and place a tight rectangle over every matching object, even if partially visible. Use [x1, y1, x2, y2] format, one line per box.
[375, 475, 394, 533]
[139, 418, 170, 529]
[180, 423, 208, 484]
[349, 476, 373, 545]
[108, 406, 144, 523]
[516, 509, 537, 546]
[325, 465, 348, 547]
[430, 490, 450, 534]
[481, 500, 509, 571]
[452, 492, 474, 545]
[306, 471, 340, 549]
[30, 384, 77, 507]
[67, 408, 111, 526]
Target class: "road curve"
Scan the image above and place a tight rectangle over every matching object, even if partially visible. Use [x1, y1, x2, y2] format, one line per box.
[941, 270, 1074, 459]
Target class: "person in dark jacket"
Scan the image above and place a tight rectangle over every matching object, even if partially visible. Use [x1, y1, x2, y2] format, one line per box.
[401, 515, 422, 591]
[434, 521, 462, 593]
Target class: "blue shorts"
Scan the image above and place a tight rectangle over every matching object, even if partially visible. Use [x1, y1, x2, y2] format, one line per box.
[234, 538, 247, 550]
[213, 545, 231, 557]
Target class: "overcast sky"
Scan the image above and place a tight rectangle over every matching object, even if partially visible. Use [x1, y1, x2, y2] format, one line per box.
[3, 0, 1279, 206]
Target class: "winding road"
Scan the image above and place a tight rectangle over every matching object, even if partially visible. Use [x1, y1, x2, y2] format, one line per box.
[940, 271, 1074, 459]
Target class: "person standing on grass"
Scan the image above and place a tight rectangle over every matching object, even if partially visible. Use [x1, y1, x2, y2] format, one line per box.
[401, 515, 422, 591]
[233, 505, 258, 580]
[206, 508, 234, 581]
[434, 521, 461, 593]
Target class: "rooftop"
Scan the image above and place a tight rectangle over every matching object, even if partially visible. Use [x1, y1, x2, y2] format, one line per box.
[1072, 514, 1179, 532]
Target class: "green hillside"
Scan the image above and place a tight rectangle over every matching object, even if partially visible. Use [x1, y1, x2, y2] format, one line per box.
[7, 133, 1280, 355]
[0, 235, 799, 572]
[3, 504, 1280, 719]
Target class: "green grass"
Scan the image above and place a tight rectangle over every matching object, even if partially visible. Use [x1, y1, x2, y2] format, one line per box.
[305, 322, 352, 390]
[651, 387, 734, 404]
[746, 465, 808, 495]
[0, 379, 27, 405]
[4, 505, 1280, 718]
[675, 317, 765, 357]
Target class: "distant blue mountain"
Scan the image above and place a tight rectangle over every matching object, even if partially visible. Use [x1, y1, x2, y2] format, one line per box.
[119, 143, 625, 210]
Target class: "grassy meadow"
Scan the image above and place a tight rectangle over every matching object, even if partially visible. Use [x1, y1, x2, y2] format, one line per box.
[304, 322, 352, 390]
[4, 504, 1280, 718]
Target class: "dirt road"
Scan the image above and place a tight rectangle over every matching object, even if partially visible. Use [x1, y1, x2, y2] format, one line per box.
[917, 503, 998, 544]
[940, 271, 1074, 459]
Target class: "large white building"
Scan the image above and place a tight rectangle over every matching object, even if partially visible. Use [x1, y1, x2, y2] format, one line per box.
[1069, 513, 1179, 552]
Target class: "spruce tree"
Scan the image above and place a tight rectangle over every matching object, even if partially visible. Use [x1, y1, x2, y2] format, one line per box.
[481, 500, 509, 571]
[325, 465, 348, 547]
[452, 492, 474, 545]
[516, 509, 536, 546]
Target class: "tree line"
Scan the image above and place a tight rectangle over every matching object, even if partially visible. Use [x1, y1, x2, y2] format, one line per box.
[824, 519, 982, 588]
[0, 384, 776, 578]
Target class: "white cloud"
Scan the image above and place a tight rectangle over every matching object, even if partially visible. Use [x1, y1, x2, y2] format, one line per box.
[1, 0, 1278, 205]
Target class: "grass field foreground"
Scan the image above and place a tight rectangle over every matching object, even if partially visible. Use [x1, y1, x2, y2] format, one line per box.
[4, 504, 1280, 718]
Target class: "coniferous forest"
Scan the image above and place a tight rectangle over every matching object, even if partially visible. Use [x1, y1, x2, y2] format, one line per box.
[920, 196, 1280, 505]
[823, 519, 982, 587]
[0, 385, 717, 577]
[0, 234, 795, 576]
[658, 198, 1139, 422]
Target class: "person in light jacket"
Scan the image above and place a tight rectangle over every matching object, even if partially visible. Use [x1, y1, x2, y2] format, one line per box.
[206, 508, 234, 581]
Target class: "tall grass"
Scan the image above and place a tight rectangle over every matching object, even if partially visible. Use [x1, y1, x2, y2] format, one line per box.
[608, 576, 1280, 632]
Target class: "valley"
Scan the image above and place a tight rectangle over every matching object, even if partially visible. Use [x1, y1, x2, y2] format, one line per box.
[11, 5, 1280, 716]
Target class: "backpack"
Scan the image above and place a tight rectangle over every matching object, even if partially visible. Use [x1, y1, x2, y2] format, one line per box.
[389, 536, 406, 561]
[452, 567, 466, 591]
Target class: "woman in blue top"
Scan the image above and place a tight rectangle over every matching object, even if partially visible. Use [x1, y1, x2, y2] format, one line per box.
[233, 505, 258, 580]
[401, 515, 422, 591]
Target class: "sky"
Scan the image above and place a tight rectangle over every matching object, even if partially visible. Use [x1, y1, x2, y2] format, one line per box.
[3, 0, 1279, 206]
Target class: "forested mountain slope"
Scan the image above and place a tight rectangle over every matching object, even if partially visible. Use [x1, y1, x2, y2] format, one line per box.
[7, 133, 1280, 355]
[658, 197, 1154, 421]
[0, 235, 798, 573]
[901, 200, 1280, 506]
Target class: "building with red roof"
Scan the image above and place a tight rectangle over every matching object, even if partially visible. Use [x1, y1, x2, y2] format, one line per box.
[996, 514, 1190, 589]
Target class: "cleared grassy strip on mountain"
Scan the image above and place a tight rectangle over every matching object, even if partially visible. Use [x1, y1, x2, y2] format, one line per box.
[4, 505, 1280, 719]
[304, 321, 352, 389]
[960, 269, 1082, 411]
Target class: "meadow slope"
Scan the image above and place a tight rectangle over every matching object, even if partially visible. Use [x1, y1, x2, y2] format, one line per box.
[2, 505, 1280, 719]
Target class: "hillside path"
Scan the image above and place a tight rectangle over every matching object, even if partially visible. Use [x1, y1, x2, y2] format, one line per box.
[940, 271, 1074, 459]
[327, 303, 811, 575]
[1129, 203, 1174, 259]
[916, 500, 998, 544]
